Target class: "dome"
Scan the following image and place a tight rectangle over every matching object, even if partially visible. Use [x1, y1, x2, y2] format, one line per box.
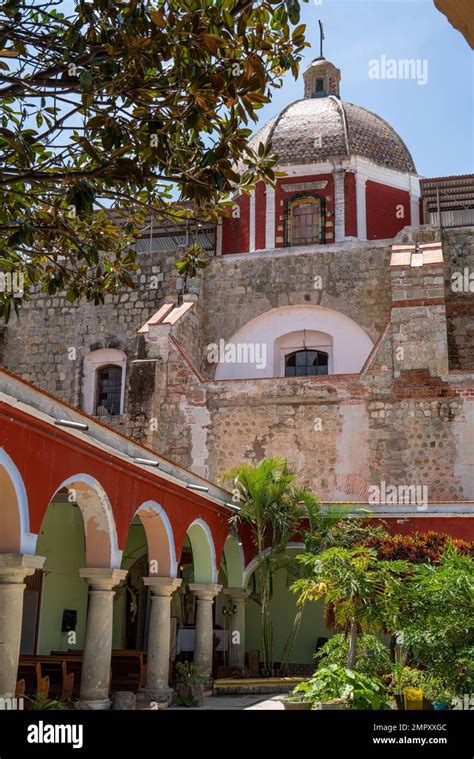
[249, 57, 416, 174]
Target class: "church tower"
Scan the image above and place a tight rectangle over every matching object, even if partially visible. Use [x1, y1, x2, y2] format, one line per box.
[303, 57, 341, 99]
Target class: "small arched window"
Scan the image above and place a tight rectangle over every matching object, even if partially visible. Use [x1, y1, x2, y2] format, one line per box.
[287, 196, 324, 246]
[285, 350, 328, 377]
[95, 365, 123, 416]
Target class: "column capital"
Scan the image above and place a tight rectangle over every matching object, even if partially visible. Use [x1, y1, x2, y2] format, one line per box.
[222, 588, 250, 604]
[189, 582, 222, 601]
[79, 567, 127, 591]
[143, 576, 182, 596]
[0, 553, 45, 583]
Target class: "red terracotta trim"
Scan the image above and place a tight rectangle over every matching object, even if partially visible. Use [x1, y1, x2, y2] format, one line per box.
[361, 322, 391, 375]
[391, 298, 445, 308]
[168, 335, 206, 383]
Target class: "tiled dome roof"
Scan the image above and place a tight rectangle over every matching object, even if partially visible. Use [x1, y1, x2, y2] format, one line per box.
[250, 96, 416, 174]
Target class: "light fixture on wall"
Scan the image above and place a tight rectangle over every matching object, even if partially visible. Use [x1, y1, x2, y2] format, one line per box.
[225, 502, 242, 512]
[134, 458, 160, 467]
[222, 604, 237, 616]
[186, 483, 209, 492]
[54, 419, 89, 431]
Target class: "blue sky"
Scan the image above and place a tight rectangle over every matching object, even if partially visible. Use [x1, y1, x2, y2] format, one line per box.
[255, 0, 473, 177]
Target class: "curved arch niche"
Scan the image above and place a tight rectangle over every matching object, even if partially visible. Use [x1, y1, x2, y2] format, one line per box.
[213, 305, 374, 380]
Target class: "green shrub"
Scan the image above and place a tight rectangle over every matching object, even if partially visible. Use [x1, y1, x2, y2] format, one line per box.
[293, 664, 391, 710]
[315, 634, 391, 677]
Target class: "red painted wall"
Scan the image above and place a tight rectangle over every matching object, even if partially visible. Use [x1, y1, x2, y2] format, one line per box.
[275, 173, 335, 247]
[366, 180, 411, 240]
[221, 194, 250, 255]
[344, 171, 357, 237]
[379, 517, 474, 542]
[255, 181, 266, 250]
[240, 517, 473, 566]
[0, 403, 230, 566]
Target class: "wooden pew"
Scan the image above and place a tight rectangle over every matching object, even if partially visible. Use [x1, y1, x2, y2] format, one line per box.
[51, 649, 147, 691]
[18, 656, 81, 700]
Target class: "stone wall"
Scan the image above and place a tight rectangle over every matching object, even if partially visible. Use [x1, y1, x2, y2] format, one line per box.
[442, 227, 474, 371]
[0, 247, 177, 407]
[154, 357, 473, 502]
[202, 239, 392, 365]
[1, 224, 474, 508]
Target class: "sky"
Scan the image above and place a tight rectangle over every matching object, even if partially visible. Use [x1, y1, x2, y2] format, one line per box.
[255, 0, 473, 178]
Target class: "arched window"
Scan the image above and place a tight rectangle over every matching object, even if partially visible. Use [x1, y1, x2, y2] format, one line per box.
[287, 196, 324, 246]
[82, 348, 127, 416]
[285, 349, 328, 377]
[95, 365, 123, 416]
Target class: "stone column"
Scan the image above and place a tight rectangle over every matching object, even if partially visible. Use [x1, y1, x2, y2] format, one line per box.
[141, 576, 182, 704]
[189, 583, 222, 684]
[0, 553, 45, 698]
[333, 168, 346, 243]
[223, 588, 250, 669]
[78, 568, 127, 710]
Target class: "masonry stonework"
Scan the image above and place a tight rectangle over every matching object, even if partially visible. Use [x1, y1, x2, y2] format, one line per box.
[1, 226, 474, 512]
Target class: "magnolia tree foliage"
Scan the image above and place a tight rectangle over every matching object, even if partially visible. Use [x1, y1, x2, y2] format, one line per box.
[0, 0, 308, 317]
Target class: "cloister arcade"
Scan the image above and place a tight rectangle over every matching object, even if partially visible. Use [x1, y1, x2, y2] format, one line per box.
[0, 370, 251, 707]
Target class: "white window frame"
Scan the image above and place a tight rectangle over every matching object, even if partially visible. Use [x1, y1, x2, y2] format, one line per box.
[82, 348, 127, 416]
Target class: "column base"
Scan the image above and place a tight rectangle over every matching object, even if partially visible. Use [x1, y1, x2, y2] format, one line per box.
[138, 685, 175, 705]
[76, 698, 111, 710]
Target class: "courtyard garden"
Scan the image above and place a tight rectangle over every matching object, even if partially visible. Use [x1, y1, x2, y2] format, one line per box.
[223, 458, 474, 711]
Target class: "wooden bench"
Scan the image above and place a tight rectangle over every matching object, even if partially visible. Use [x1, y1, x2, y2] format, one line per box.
[18, 656, 81, 700]
[51, 649, 147, 691]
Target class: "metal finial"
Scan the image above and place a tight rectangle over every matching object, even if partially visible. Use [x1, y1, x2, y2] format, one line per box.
[318, 20, 324, 58]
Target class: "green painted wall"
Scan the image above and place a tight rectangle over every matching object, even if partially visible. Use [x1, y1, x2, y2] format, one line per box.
[246, 559, 330, 665]
[113, 518, 147, 649]
[35, 509, 329, 665]
[36, 507, 149, 653]
[36, 501, 88, 655]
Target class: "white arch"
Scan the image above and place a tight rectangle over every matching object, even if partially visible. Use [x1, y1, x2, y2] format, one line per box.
[52, 474, 121, 568]
[214, 305, 374, 380]
[186, 518, 218, 584]
[222, 534, 245, 588]
[243, 542, 304, 587]
[0, 447, 37, 554]
[133, 500, 177, 578]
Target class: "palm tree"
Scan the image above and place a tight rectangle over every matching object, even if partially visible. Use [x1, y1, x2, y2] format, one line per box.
[277, 502, 350, 675]
[220, 457, 318, 674]
[292, 547, 408, 669]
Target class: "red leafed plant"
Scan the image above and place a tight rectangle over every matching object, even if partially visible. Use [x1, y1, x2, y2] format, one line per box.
[364, 531, 473, 564]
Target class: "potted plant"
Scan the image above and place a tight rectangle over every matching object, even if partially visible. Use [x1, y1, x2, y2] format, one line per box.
[287, 665, 391, 711]
[282, 691, 313, 711]
[417, 673, 455, 711]
[386, 663, 425, 710]
[175, 661, 206, 707]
